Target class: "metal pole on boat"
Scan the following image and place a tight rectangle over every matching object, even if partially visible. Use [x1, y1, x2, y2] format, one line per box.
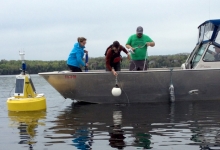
[169, 68, 175, 102]
[143, 48, 147, 71]
[85, 53, 88, 72]
[143, 44, 148, 71]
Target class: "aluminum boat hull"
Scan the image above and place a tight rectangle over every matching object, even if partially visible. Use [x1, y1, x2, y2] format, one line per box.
[38, 69, 220, 103]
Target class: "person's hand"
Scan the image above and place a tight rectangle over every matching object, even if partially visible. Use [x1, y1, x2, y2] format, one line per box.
[85, 63, 89, 67]
[146, 42, 155, 47]
[146, 42, 151, 46]
[84, 50, 88, 54]
[127, 54, 131, 60]
[112, 70, 118, 76]
[128, 47, 135, 53]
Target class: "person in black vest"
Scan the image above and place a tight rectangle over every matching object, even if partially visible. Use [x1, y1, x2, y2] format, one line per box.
[105, 41, 130, 76]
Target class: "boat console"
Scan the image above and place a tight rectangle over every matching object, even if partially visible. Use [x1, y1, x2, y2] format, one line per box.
[182, 19, 220, 69]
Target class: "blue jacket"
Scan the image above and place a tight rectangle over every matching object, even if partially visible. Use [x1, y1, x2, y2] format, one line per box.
[67, 43, 85, 68]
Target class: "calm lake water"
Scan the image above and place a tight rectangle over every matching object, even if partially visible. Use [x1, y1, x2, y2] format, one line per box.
[1, 75, 220, 150]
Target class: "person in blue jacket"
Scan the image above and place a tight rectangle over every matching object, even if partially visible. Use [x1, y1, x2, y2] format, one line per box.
[67, 37, 88, 72]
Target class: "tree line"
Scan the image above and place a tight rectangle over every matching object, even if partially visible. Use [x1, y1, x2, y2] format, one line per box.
[0, 54, 188, 75]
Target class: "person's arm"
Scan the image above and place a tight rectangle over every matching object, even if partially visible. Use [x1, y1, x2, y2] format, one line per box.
[126, 44, 133, 50]
[121, 45, 128, 54]
[145, 36, 155, 47]
[126, 35, 134, 50]
[146, 42, 155, 47]
[106, 49, 113, 71]
[111, 68, 118, 76]
[121, 45, 130, 60]
[106, 49, 118, 76]
[76, 49, 86, 67]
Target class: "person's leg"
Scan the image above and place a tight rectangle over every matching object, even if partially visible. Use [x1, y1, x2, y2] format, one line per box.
[113, 62, 121, 71]
[106, 65, 112, 71]
[77, 68, 82, 72]
[67, 65, 74, 71]
[138, 60, 148, 71]
[68, 65, 82, 72]
[129, 60, 136, 71]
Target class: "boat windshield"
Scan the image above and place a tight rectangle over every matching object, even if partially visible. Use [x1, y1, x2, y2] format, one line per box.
[203, 44, 220, 62]
[216, 29, 220, 45]
[198, 23, 214, 43]
[191, 44, 207, 68]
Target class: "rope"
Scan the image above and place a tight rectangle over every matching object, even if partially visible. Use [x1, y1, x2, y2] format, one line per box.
[143, 52, 147, 71]
[115, 75, 118, 86]
[169, 68, 175, 102]
[9, 84, 15, 97]
[128, 44, 148, 71]
[170, 68, 173, 84]
[116, 74, 130, 104]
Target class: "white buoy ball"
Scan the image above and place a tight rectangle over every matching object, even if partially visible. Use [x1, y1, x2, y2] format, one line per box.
[112, 87, 122, 96]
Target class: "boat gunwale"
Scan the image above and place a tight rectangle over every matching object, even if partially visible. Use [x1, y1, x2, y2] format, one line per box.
[38, 68, 220, 75]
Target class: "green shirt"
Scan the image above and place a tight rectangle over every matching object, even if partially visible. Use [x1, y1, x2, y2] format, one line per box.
[126, 34, 153, 60]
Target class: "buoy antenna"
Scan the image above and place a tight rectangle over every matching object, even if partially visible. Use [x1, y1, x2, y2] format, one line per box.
[19, 51, 25, 61]
[19, 51, 26, 75]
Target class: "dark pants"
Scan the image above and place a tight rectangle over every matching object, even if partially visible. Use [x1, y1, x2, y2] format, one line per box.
[129, 60, 148, 71]
[106, 62, 121, 71]
[68, 65, 82, 72]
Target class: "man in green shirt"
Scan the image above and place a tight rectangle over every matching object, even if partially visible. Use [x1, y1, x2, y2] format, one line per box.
[126, 26, 155, 71]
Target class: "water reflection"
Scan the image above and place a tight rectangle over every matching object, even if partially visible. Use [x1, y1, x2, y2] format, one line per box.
[8, 111, 46, 149]
[72, 127, 93, 149]
[109, 111, 125, 149]
[134, 133, 151, 149]
[48, 103, 169, 149]
[45, 101, 220, 150]
[190, 120, 220, 149]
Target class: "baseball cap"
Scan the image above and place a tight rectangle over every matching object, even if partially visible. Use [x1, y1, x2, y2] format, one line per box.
[136, 26, 143, 33]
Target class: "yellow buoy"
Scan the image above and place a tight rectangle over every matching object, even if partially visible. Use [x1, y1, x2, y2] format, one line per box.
[7, 74, 46, 111]
[7, 51, 46, 111]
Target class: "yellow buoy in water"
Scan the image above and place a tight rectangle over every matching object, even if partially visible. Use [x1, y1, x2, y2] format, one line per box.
[7, 74, 46, 111]
[7, 51, 46, 111]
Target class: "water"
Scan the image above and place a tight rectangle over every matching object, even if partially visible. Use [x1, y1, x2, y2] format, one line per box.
[1, 75, 220, 150]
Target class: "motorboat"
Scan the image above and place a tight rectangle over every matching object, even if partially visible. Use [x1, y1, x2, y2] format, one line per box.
[39, 19, 220, 104]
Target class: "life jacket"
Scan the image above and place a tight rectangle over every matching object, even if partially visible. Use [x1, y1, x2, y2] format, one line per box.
[104, 45, 122, 64]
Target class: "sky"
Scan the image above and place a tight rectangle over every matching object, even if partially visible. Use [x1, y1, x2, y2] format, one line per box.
[0, 0, 220, 60]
